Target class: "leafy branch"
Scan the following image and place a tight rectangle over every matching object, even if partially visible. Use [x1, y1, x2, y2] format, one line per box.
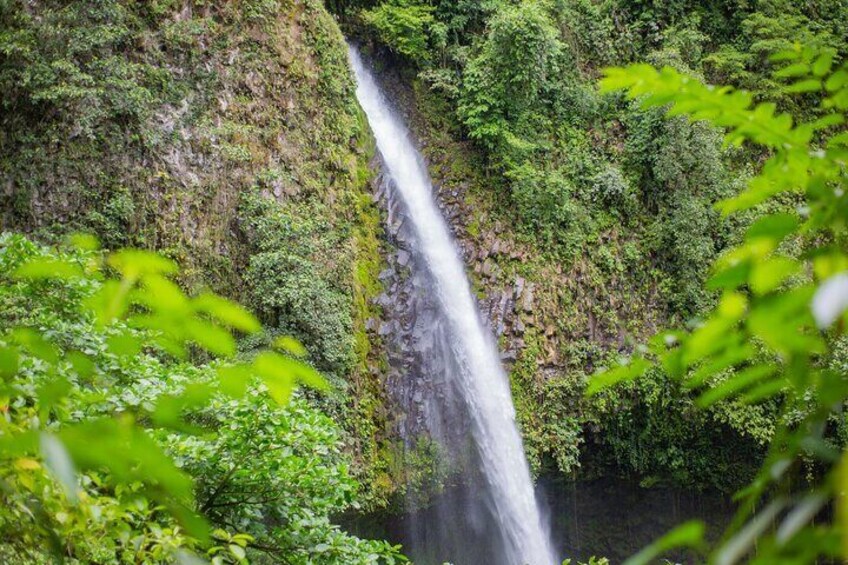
[590, 43, 848, 564]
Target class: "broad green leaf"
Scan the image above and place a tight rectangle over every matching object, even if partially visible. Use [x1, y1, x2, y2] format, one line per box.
[85, 279, 131, 325]
[707, 261, 751, 291]
[696, 364, 777, 407]
[0, 346, 20, 379]
[108, 249, 177, 279]
[68, 233, 100, 251]
[229, 544, 246, 560]
[745, 213, 798, 243]
[587, 357, 649, 395]
[184, 319, 236, 358]
[193, 293, 261, 334]
[106, 331, 142, 358]
[152, 385, 213, 432]
[623, 521, 705, 565]
[274, 336, 308, 357]
[684, 341, 753, 389]
[11, 328, 59, 364]
[750, 257, 800, 295]
[741, 379, 786, 404]
[812, 52, 834, 77]
[825, 69, 848, 92]
[774, 63, 809, 78]
[139, 274, 189, 313]
[14, 258, 83, 280]
[37, 376, 72, 410]
[66, 351, 94, 379]
[217, 363, 252, 398]
[785, 79, 822, 94]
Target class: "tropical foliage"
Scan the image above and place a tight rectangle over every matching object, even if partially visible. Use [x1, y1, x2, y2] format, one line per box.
[0, 234, 403, 563]
[590, 44, 848, 563]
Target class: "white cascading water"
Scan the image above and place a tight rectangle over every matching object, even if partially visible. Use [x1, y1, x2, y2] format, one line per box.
[348, 45, 557, 565]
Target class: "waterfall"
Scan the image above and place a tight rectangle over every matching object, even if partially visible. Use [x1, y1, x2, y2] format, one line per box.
[348, 45, 557, 565]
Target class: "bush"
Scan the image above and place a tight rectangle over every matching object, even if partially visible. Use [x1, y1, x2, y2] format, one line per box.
[0, 233, 403, 563]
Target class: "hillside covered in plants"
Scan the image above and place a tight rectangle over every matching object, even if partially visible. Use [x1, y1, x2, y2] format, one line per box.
[341, 0, 848, 491]
[1, 0, 848, 563]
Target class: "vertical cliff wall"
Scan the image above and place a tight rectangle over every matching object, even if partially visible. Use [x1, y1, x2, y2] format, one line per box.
[0, 0, 403, 507]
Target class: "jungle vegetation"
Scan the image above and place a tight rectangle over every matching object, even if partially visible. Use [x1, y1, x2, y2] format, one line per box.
[1, 0, 847, 563]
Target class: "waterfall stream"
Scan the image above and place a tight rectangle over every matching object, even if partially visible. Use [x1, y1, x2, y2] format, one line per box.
[348, 45, 557, 565]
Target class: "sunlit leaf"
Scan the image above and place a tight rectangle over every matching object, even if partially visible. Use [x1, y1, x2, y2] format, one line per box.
[11, 328, 59, 364]
[0, 346, 20, 380]
[185, 319, 236, 358]
[696, 364, 777, 407]
[108, 249, 177, 279]
[586, 357, 649, 395]
[193, 293, 261, 334]
[273, 336, 308, 357]
[745, 213, 798, 243]
[38, 376, 72, 410]
[106, 331, 142, 358]
[217, 363, 252, 398]
[68, 233, 100, 252]
[623, 521, 705, 565]
[750, 257, 800, 295]
[14, 258, 83, 280]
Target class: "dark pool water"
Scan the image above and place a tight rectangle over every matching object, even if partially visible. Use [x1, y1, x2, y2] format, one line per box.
[343, 476, 735, 564]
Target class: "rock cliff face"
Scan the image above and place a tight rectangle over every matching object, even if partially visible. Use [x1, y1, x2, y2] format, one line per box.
[357, 51, 670, 478]
[0, 0, 402, 507]
[2, 0, 363, 296]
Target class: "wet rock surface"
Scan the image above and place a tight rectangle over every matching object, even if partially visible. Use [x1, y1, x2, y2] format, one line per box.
[367, 160, 469, 445]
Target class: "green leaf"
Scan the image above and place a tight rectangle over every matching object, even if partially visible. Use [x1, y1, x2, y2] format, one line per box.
[0, 346, 20, 380]
[229, 544, 246, 560]
[106, 331, 142, 358]
[11, 328, 59, 364]
[68, 233, 100, 251]
[273, 336, 308, 357]
[623, 521, 705, 565]
[684, 341, 753, 389]
[193, 293, 261, 334]
[67, 351, 94, 379]
[252, 350, 327, 405]
[85, 279, 131, 325]
[14, 258, 83, 280]
[774, 63, 809, 78]
[108, 249, 177, 279]
[707, 261, 751, 291]
[138, 274, 189, 313]
[696, 364, 777, 407]
[586, 357, 649, 396]
[37, 376, 72, 410]
[812, 52, 834, 77]
[785, 79, 822, 93]
[217, 363, 252, 398]
[184, 319, 236, 358]
[745, 213, 798, 242]
[825, 69, 848, 92]
[750, 257, 800, 295]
